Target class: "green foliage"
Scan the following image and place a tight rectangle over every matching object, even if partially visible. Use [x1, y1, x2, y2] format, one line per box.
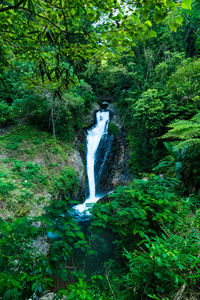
[0, 217, 53, 299]
[123, 229, 199, 299]
[108, 122, 119, 136]
[0, 101, 13, 125]
[92, 176, 181, 246]
[0, 1, 200, 299]
[0, 124, 78, 218]
[66, 277, 108, 300]
[134, 89, 165, 131]
[53, 166, 78, 198]
[157, 113, 200, 192]
[0, 198, 95, 299]
[42, 198, 91, 283]
[5, 134, 23, 151]
[0, 0, 187, 92]
[0, 180, 15, 196]
[0, 63, 25, 104]
[85, 3, 200, 174]
[10, 80, 95, 139]
[91, 177, 200, 299]
[167, 59, 200, 118]
[126, 89, 165, 173]
[162, 113, 200, 150]
[12, 160, 47, 185]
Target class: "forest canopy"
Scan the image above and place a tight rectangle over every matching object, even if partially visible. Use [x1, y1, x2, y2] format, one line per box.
[0, 0, 193, 88]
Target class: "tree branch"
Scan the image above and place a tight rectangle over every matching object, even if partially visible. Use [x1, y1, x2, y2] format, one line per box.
[0, 0, 26, 12]
[173, 284, 187, 300]
[19, 7, 65, 32]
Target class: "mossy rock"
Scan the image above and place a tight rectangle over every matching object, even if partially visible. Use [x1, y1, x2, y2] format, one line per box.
[108, 122, 119, 136]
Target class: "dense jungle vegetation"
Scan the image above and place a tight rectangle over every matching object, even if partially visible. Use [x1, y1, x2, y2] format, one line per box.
[0, 0, 199, 299]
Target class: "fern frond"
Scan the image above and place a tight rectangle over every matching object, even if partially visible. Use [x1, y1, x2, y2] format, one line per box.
[174, 139, 200, 150]
[163, 126, 200, 139]
[166, 119, 196, 129]
[162, 113, 200, 146]
[153, 160, 174, 171]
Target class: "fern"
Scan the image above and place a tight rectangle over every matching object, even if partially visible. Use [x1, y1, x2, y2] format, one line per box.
[155, 113, 200, 187]
[175, 138, 200, 150]
[162, 113, 200, 150]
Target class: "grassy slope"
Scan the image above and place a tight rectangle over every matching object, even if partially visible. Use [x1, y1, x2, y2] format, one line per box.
[0, 125, 75, 219]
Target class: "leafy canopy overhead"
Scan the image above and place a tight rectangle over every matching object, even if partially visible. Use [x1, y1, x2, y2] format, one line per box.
[0, 0, 193, 88]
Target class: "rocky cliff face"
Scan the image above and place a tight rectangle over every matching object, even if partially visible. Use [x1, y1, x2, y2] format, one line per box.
[95, 103, 133, 195]
[82, 102, 101, 129]
[73, 102, 132, 199]
[95, 133, 114, 195]
[68, 149, 86, 199]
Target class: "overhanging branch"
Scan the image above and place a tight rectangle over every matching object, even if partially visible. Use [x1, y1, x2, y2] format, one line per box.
[0, 0, 26, 12]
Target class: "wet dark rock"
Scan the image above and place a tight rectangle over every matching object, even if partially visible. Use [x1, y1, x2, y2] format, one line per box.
[96, 104, 133, 194]
[107, 103, 117, 115]
[68, 149, 86, 198]
[82, 102, 101, 128]
[101, 101, 110, 109]
[98, 191, 114, 204]
[95, 133, 114, 195]
[73, 103, 132, 200]
[107, 103, 123, 129]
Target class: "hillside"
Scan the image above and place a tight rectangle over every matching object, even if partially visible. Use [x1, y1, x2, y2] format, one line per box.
[0, 125, 85, 219]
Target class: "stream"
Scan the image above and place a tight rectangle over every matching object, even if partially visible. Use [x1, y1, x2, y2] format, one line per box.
[48, 110, 115, 284]
[70, 109, 115, 276]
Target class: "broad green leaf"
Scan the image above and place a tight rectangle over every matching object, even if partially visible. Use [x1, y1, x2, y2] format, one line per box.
[146, 30, 157, 38]
[175, 15, 183, 25]
[169, 22, 178, 32]
[182, 0, 192, 10]
[165, 0, 176, 8]
[145, 20, 152, 27]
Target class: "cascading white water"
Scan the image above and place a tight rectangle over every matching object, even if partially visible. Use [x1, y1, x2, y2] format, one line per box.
[73, 110, 110, 215]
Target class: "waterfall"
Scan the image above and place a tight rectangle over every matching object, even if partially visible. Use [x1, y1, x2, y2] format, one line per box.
[73, 110, 110, 215]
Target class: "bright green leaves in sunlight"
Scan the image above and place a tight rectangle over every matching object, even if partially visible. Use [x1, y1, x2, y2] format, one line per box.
[182, 0, 193, 10]
[175, 15, 184, 25]
[168, 12, 184, 32]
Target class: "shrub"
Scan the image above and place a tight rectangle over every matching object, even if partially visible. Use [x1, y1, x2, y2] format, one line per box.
[0, 180, 15, 196]
[12, 160, 23, 173]
[6, 134, 23, 151]
[42, 198, 90, 283]
[92, 176, 181, 247]
[0, 217, 52, 299]
[12, 160, 47, 185]
[65, 278, 108, 300]
[53, 166, 78, 197]
[122, 228, 200, 299]
[0, 101, 13, 125]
